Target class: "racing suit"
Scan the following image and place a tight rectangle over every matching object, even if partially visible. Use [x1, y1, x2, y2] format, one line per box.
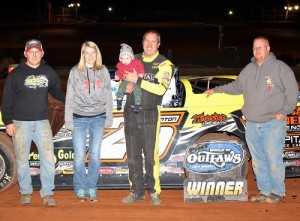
[124, 52, 174, 197]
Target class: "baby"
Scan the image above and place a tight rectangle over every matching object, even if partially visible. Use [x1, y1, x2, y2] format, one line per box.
[115, 43, 145, 114]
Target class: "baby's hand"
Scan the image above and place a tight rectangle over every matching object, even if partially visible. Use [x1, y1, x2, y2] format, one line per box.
[125, 83, 134, 93]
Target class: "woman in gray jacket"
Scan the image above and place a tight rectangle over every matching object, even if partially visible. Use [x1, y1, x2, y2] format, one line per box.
[65, 41, 113, 201]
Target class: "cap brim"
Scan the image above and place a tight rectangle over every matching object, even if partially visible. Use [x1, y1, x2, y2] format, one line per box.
[25, 46, 43, 52]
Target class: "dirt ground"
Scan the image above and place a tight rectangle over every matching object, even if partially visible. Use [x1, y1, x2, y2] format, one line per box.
[0, 162, 299, 221]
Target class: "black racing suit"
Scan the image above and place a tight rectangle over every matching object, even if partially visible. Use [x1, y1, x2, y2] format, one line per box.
[124, 52, 174, 196]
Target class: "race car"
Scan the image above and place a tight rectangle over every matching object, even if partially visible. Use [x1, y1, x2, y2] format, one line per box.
[1, 68, 300, 192]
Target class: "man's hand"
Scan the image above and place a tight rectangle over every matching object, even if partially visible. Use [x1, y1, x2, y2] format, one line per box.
[124, 69, 138, 84]
[6, 124, 16, 137]
[272, 113, 285, 121]
[203, 89, 215, 98]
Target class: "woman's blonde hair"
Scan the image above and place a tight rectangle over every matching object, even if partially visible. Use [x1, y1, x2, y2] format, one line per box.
[78, 41, 102, 72]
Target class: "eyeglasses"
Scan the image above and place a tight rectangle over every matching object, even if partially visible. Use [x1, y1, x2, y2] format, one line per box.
[252, 46, 268, 51]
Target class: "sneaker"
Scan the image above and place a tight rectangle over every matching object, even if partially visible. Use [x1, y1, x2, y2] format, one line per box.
[117, 100, 122, 110]
[86, 189, 98, 202]
[42, 195, 56, 207]
[134, 104, 141, 114]
[250, 194, 268, 202]
[266, 193, 282, 203]
[150, 193, 161, 205]
[75, 189, 86, 201]
[21, 194, 32, 205]
[122, 193, 145, 204]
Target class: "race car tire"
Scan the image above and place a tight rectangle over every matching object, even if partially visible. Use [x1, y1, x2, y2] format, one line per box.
[0, 131, 13, 147]
[0, 132, 17, 192]
[48, 93, 65, 136]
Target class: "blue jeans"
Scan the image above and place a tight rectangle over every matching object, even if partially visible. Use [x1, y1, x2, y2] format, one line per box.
[246, 118, 286, 197]
[72, 114, 105, 192]
[12, 120, 55, 197]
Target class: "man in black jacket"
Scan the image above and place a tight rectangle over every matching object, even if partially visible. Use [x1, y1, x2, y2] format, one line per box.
[2, 39, 65, 206]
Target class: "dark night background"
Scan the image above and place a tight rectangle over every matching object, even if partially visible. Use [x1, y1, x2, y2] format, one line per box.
[0, 0, 299, 75]
[1, 0, 299, 23]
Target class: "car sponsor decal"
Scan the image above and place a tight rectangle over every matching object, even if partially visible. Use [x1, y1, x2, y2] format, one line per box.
[285, 159, 300, 167]
[283, 150, 300, 160]
[191, 112, 227, 125]
[284, 134, 300, 148]
[286, 107, 300, 132]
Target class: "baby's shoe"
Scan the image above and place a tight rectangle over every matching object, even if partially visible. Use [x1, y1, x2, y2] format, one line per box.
[117, 100, 122, 110]
[134, 104, 141, 114]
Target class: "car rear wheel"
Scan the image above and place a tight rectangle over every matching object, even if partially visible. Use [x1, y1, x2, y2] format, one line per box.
[0, 132, 17, 192]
